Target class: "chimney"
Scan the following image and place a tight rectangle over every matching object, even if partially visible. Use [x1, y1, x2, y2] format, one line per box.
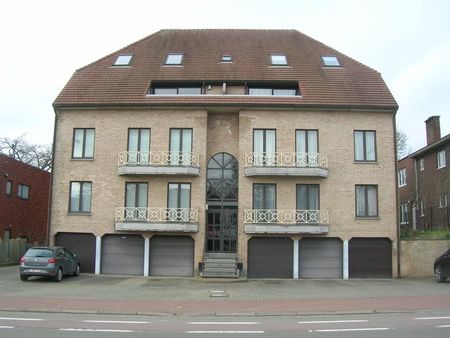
[425, 116, 441, 145]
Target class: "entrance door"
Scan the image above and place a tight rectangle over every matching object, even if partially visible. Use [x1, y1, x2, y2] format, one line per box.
[206, 208, 237, 252]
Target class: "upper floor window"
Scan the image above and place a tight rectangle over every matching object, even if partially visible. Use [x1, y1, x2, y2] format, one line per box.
[150, 83, 202, 95]
[253, 129, 276, 166]
[297, 184, 319, 210]
[221, 54, 233, 62]
[69, 181, 92, 213]
[72, 128, 95, 159]
[170, 128, 193, 165]
[253, 183, 276, 223]
[437, 150, 446, 169]
[18, 184, 29, 199]
[355, 184, 378, 218]
[165, 53, 183, 65]
[322, 55, 340, 67]
[419, 158, 425, 171]
[128, 128, 150, 164]
[398, 168, 406, 187]
[168, 183, 191, 221]
[6, 180, 12, 196]
[354, 130, 376, 162]
[296, 130, 318, 154]
[248, 85, 298, 96]
[270, 54, 288, 66]
[113, 54, 133, 66]
[440, 194, 448, 208]
[400, 204, 408, 224]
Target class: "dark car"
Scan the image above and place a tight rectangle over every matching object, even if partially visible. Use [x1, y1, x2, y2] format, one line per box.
[434, 248, 450, 283]
[20, 246, 80, 282]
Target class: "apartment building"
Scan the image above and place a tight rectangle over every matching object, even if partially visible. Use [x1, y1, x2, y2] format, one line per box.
[398, 116, 449, 231]
[51, 29, 398, 278]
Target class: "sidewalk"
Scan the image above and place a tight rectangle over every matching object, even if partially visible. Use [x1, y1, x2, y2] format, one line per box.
[1, 266, 449, 316]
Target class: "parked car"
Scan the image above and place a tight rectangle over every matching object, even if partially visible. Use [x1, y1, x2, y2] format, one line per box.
[20, 246, 80, 282]
[434, 248, 450, 283]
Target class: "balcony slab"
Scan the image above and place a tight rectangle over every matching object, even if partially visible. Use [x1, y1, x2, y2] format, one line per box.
[118, 166, 200, 176]
[244, 223, 329, 234]
[115, 222, 199, 232]
[244, 167, 328, 177]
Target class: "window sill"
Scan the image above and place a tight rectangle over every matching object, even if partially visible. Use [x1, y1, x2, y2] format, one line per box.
[355, 217, 380, 220]
[354, 161, 378, 164]
[437, 166, 446, 170]
[71, 158, 95, 161]
[67, 212, 92, 216]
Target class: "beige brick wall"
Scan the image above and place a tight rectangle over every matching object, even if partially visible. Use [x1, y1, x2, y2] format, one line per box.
[400, 240, 450, 277]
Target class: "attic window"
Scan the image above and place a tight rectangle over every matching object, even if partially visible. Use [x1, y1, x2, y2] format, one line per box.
[248, 83, 299, 96]
[113, 55, 133, 66]
[270, 54, 288, 66]
[221, 55, 233, 62]
[165, 53, 184, 65]
[322, 55, 340, 67]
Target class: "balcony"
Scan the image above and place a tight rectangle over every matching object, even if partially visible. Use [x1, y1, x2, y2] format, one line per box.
[114, 207, 199, 232]
[117, 151, 200, 176]
[244, 152, 328, 177]
[244, 209, 329, 234]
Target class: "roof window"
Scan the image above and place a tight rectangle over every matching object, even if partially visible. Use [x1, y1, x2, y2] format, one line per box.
[270, 54, 288, 66]
[322, 55, 340, 67]
[113, 54, 133, 66]
[221, 55, 233, 63]
[165, 53, 184, 65]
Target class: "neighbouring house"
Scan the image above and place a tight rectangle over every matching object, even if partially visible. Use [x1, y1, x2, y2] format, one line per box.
[398, 116, 449, 232]
[50, 29, 398, 278]
[0, 154, 50, 244]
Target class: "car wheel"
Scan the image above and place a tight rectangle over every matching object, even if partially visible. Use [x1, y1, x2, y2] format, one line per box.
[435, 265, 447, 283]
[20, 274, 29, 281]
[54, 268, 63, 282]
[73, 264, 80, 277]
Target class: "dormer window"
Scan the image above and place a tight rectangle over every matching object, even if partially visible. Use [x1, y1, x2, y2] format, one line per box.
[113, 54, 133, 66]
[322, 55, 340, 67]
[221, 54, 233, 63]
[150, 82, 202, 95]
[248, 83, 299, 96]
[165, 53, 184, 65]
[270, 54, 288, 66]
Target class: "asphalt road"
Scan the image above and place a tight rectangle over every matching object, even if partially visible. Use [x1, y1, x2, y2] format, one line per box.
[1, 309, 450, 337]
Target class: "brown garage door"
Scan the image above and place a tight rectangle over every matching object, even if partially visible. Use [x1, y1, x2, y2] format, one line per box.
[349, 238, 392, 278]
[248, 237, 293, 278]
[150, 236, 194, 277]
[299, 238, 343, 279]
[55, 232, 96, 273]
[101, 234, 144, 275]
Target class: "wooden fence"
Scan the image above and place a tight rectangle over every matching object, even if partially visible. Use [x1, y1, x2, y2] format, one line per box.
[0, 238, 28, 265]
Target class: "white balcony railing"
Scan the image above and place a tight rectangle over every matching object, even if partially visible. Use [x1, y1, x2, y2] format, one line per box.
[244, 152, 328, 168]
[244, 209, 329, 224]
[118, 151, 200, 167]
[115, 207, 199, 223]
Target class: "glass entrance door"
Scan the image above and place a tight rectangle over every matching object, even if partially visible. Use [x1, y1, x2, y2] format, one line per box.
[206, 207, 237, 252]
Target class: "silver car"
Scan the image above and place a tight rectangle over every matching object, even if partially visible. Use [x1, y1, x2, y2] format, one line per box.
[20, 247, 80, 282]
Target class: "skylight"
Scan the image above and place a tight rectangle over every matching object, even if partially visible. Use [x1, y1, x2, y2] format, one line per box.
[270, 54, 288, 66]
[165, 53, 184, 65]
[322, 55, 340, 67]
[113, 54, 133, 66]
[221, 55, 233, 62]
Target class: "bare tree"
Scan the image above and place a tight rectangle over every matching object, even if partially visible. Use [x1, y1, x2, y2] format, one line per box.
[0, 135, 52, 172]
[396, 128, 410, 160]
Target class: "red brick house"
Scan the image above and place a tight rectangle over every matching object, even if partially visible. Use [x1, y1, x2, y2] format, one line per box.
[0, 154, 50, 244]
[398, 116, 449, 231]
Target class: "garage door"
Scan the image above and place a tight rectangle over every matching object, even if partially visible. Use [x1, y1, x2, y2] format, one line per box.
[248, 237, 293, 278]
[150, 236, 194, 277]
[299, 238, 343, 279]
[101, 234, 144, 275]
[55, 232, 96, 273]
[349, 238, 392, 278]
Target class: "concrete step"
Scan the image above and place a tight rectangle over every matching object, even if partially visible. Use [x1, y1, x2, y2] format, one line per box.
[204, 262, 237, 269]
[204, 258, 237, 264]
[203, 266, 238, 273]
[201, 270, 239, 278]
[204, 253, 237, 259]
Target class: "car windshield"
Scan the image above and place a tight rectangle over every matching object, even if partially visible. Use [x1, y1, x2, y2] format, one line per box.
[25, 248, 54, 258]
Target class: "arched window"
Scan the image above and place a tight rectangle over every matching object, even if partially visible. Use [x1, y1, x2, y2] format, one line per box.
[206, 153, 238, 203]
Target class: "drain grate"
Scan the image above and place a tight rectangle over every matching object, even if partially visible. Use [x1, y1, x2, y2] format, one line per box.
[209, 290, 229, 297]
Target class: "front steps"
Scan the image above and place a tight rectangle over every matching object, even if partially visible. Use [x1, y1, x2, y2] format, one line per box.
[201, 253, 239, 278]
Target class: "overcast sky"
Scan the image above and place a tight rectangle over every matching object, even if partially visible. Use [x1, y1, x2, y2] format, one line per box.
[0, 0, 448, 152]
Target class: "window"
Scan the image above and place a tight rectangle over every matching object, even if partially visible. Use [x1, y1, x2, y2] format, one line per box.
[151, 84, 202, 95]
[270, 54, 288, 66]
[440, 194, 448, 208]
[125, 182, 148, 220]
[355, 185, 378, 217]
[170, 128, 193, 165]
[221, 54, 233, 62]
[72, 128, 95, 159]
[400, 204, 408, 224]
[128, 128, 150, 164]
[354, 130, 376, 161]
[322, 55, 340, 67]
[6, 180, 12, 196]
[17, 184, 29, 199]
[296, 129, 318, 167]
[398, 168, 406, 187]
[253, 129, 276, 166]
[168, 183, 191, 221]
[437, 150, 446, 169]
[113, 54, 133, 66]
[69, 182, 92, 213]
[165, 53, 183, 65]
[419, 158, 425, 171]
[419, 200, 425, 217]
[297, 184, 320, 223]
[248, 86, 298, 96]
[253, 183, 276, 222]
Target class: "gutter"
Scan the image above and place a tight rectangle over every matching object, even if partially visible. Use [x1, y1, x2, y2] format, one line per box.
[393, 114, 401, 278]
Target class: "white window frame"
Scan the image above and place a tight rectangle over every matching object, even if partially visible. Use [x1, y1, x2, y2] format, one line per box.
[437, 150, 446, 169]
[439, 194, 448, 208]
[270, 54, 288, 66]
[165, 53, 184, 65]
[400, 204, 408, 224]
[17, 184, 29, 199]
[419, 200, 425, 217]
[419, 158, 425, 171]
[398, 168, 406, 187]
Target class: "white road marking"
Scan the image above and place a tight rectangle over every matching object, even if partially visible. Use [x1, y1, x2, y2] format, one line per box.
[437, 325, 450, 328]
[0, 317, 43, 321]
[187, 331, 264, 334]
[188, 322, 259, 325]
[299, 319, 369, 324]
[308, 327, 390, 332]
[60, 328, 137, 333]
[0, 326, 15, 329]
[414, 316, 450, 320]
[84, 320, 150, 324]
